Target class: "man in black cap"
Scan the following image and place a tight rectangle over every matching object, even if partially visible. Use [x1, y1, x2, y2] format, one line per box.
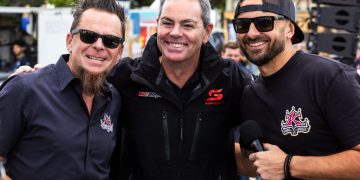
[234, 0, 360, 179]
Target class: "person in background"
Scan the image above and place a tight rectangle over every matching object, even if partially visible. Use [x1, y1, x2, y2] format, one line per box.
[221, 42, 259, 75]
[221, 42, 247, 63]
[10, 39, 30, 72]
[0, 0, 125, 179]
[233, 0, 360, 179]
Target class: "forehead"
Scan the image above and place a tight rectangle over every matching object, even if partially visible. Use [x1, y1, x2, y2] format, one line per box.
[78, 9, 122, 35]
[160, 0, 202, 21]
[225, 48, 240, 53]
[240, 0, 263, 6]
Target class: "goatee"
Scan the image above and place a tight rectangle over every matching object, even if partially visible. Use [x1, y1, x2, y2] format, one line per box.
[78, 67, 108, 96]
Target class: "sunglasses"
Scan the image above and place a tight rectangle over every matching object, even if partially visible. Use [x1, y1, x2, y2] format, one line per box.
[232, 16, 285, 34]
[71, 29, 123, 49]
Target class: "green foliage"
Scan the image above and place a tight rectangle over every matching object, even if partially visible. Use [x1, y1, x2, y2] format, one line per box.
[47, 0, 75, 7]
[0, 0, 10, 6]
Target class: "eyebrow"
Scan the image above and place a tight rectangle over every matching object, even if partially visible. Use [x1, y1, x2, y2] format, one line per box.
[160, 16, 198, 25]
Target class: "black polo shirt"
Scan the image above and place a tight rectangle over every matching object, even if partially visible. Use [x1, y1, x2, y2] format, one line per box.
[0, 55, 121, 180]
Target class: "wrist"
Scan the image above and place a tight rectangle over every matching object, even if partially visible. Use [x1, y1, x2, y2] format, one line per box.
[284, 154, 294, 179]
[0, 160, 7, 180]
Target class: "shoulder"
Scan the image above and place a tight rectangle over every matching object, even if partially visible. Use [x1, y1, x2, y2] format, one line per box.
[300, 53, 347, 73]
[112, 57, 140, 75]
[297, 53, 355, 82]
[1, 64, 55, 92]
[108, 57, 140, 89]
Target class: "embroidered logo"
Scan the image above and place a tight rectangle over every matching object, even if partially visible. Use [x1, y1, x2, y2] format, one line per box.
[138, 91, 161, 99]
[205, 89, 223, 105]
[100, 113, 113, 132]
[281, 106, 311, 136]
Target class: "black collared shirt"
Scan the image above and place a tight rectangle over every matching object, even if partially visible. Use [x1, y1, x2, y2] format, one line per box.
[163, 67, 201, 108]
[0, 55, 121, 180]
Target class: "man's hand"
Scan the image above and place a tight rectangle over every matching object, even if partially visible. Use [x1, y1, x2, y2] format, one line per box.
[9, 64, 43, 77]
[249, 143, 287, 180]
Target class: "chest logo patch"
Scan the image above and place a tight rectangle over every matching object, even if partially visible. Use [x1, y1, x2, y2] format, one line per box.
[138, 91, 162, 99]
[205, 89, 224, 105]
[281, 106, 311, 136]
[100, 113, 113, 133]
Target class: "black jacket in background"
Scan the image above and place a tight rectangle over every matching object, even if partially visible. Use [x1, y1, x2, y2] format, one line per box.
[109, 34, 252, 180]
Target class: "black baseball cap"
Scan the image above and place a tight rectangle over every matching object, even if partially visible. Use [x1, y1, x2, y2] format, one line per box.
[234, 0, 304, 44]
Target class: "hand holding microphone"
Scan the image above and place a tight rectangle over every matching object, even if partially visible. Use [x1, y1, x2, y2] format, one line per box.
[239, 120, 288, 179]
[239, 120, 264, 152]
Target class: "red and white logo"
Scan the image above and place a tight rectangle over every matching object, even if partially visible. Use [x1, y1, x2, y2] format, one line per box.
[281, 106, 311, 136]
[138, 91, 161, 99]
[100, 113, 113, 133]
[205, 89, 223, 105]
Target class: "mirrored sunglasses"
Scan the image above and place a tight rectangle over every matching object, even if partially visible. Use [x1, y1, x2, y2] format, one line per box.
[71, 29, 123, 49]
[232, 16, 285, 34]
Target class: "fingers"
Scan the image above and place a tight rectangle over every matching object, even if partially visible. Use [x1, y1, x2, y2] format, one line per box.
[263, 143, 279, 151]
[34, 64, 43, 70]
[9, 65, 39, 77]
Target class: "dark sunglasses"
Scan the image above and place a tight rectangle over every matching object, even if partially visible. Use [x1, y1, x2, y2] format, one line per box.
[232, 16, 285, 34]
[71, 29, 123, 49]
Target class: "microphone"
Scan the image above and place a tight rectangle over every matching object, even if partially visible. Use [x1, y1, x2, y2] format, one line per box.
[239, 120, 264, 152]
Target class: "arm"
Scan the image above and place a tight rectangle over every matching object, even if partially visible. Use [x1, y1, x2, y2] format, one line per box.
[249, 143, 360, 179]
[0, 156, 11, 180]
[0, 77, 28, 180]
[291, 144, 360, 179]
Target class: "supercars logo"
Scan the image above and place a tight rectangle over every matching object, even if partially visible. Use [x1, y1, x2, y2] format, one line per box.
[281, 106, 311, 136]
[100, 113, 113, 133]
[205, 89, 223, 105]
[138, 91, 161, 99]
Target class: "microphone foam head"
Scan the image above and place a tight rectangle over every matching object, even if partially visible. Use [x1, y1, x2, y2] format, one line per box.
[239, 120, 263, 149]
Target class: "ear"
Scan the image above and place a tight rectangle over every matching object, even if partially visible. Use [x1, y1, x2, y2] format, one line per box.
[286, 22, 295, 40]
[66, 33, 73, 53]
[202, 23, 214, 44]
[116, 44, 124, 60]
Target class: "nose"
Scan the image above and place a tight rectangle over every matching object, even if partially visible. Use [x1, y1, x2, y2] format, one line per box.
[246, 23, 261, 37]
[170, 24, 183, 38]
[92, 37, 106, 50]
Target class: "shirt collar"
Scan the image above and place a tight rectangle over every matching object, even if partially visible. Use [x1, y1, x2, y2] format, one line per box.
[55, 54, 112, 99]
[55, 54, 77, 92]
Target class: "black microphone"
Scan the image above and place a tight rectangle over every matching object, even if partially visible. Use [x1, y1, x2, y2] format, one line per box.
[239, 120, 264, 152]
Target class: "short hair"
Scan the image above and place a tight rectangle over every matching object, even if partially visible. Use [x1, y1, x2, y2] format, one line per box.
[222, 42, 240, 53]
[12, 39, 27, 48]
[70, 0, 126, 41]
[158, 0, 212, 27]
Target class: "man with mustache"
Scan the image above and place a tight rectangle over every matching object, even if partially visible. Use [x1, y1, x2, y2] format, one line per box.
[0, 0, 125, 179]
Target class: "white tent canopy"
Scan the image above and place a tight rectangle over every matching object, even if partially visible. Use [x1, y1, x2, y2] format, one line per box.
[150, 0, 160, 9]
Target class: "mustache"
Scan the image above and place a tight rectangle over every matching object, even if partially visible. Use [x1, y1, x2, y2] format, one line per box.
[243, 36, 270, 44]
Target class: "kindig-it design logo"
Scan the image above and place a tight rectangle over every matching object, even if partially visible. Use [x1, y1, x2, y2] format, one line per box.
[281, 106, 311, 136]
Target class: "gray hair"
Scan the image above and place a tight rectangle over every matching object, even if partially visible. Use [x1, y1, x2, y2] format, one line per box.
[158, 0, 212, 27]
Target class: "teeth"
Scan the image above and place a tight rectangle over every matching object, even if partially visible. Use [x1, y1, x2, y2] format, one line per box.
[169, 43, 185, 48]
[89, 56, 105, 61]
[249, 41, 265, 47]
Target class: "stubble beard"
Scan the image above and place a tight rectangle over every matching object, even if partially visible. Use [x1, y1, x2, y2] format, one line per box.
[240, 36, 285, 67]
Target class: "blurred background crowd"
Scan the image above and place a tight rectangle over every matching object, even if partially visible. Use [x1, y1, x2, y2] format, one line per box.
[0, 0, 359, 81]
